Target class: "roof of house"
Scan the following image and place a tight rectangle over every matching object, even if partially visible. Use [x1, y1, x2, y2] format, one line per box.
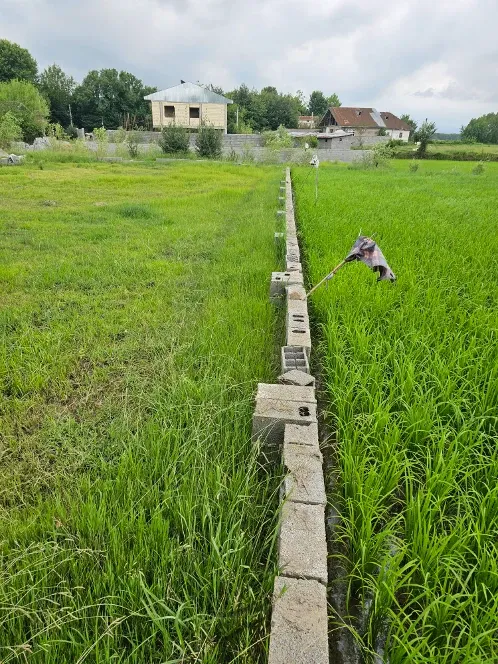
[144, 82, 233, 104]
[324, 107, 410, 131]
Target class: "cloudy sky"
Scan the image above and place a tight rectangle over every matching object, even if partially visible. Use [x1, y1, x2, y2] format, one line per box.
[2, 0, 497, 131]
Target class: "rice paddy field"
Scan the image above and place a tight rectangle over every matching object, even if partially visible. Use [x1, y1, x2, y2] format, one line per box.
[0, 161, 282, 662]
[294, 160, 498, 663]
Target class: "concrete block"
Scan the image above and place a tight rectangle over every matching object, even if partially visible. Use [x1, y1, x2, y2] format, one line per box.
[286, 254, 300, 266]
[270, 271, 304, 299]
[283, 442, 326, 505]
[286, 261, 302, 273]
[252, 398, 317, 446]
[279, 501, 327, 584]
[285, 422, 319, 448]
[287, 311, 309, 331]
[256, 383, 316, 404]
[279, 369, 315, 387]
[287, 327, 311, 355]
[269, 576, 328, 664]
[287, 299, 308, 316]
[281, 346, 310, 374]
[278, 196, 285, 202]
[274, 232, 285, 241]
[286, 285, 307, 301]
[276, 210, 285, 216]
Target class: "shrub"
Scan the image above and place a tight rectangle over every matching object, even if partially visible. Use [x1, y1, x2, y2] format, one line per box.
[472, 162, 484, 175]
[46, 122, 66, 140]
[159, 124, 190, 154]
[262, 125, 293, 149]
[409, 161, 419, 173]
[0, 111, 22, 150]
[0, 79, 49, 142]
[195, 124, 222, 158]
[92, 126, 108, 159]
[127, 127, 144, 158]
[377, 127, 387, 136]
[65, 124, 78, 139]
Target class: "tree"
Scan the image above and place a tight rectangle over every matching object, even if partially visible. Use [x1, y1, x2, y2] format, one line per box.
[401, 113, 417, 140]
[0, 39, 37, 83]
[0, 79, 49, 142]
[308, 90, 329, 117]
[327, 93, 341, 108]
[461, 113, 498, 144]
[0, 111, 22, 150]
[414, 119, 437, 157]
[39, 64, 76, 127]
[72, 69, 156, 129]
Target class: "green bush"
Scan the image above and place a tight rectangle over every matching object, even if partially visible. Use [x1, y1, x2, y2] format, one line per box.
[262, 125, 293, 149]
[159, 124, 190, 154]
[195, 124, 222, 159]
[472, 162, 484, 175]
[65, 124, 78, 139]
[0, 79, 49, 142]
[0, 111, 22, 150]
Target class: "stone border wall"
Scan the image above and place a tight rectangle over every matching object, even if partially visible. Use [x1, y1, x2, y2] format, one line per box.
[252, 168, 329, 663]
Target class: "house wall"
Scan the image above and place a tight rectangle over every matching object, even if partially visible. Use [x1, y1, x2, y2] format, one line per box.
[150, 101, 227, 130]
[386, 129, 410, 142]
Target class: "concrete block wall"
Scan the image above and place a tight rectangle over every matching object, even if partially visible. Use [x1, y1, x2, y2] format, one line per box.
[252, 168, 329, 663]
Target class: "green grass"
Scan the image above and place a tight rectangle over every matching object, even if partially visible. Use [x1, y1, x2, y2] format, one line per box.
[293, 160, 498, 663]
[0, 160, 282, 662]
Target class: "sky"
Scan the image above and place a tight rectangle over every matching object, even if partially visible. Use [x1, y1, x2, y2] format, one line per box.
[2, 0, 497, 132]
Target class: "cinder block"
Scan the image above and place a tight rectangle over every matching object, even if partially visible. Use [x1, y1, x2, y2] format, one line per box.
[269, 576, 329, 664]
[286, 252, 300, 263]
[283, 442, 326, 505]
[274, 232, 285, 241]
[278, 196, 285, 202]
[279, 369, 315, 387]
[270, 271, 304, 299]
[276, 210, 285, 216]
[279, 501, 327, 584]
[256, 383, 316, 404]
[252, 398, 317, 446]
[285, 422, 319, 448]
[286, 285, 307, 301]
[287, 299, 308, 316]
[287, 311, 310, 333]
[287, 327, 311, 355]
[281, 346, 310, 374]
[286, 261, 302, 273]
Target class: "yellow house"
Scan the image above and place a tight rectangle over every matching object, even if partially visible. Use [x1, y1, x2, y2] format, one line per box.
[144, 81, 233, 133]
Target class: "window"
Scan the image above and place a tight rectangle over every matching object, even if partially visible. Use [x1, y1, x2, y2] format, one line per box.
[164, 105, 175, 118]
[399, 132, 403, 138]
[189, 107, 200, 119]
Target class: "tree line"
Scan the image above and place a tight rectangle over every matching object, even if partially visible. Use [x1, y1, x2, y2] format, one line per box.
[0, 39, 344, 142]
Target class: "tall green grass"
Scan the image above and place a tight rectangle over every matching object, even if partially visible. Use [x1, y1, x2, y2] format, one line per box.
[294, 161, 498, 663]
[0, 161, 282, 662]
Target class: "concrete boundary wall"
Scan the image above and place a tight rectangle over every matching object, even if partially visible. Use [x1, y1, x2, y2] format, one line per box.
[252, 168, 329, 663]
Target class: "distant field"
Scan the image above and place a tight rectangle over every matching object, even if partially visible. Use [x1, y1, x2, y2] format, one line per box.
[0, 161, 281, 662]
[294, 161, 498, 662]
[388, 141, 498, 160]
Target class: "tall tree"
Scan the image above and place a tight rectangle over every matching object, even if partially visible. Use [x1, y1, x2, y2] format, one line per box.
[39, 64, 76, 127]
[327, 93, 341, 107]
[0, 79, 49, 141]
[414, 119, 437, 157]
[461, 112, 498, 144]
[308, 90, 328, 117]
[401, 113, 417, 136]
[72, 69, 156, 129]
[0, 39, 37, 83]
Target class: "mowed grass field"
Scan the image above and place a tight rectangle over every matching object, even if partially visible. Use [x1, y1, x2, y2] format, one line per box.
[0, 161, 282, 662]
[294, 161, 498, 663]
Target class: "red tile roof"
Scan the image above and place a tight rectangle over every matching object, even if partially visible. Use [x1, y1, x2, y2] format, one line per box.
[327, 107, 411, 131]
[379, 112, 411, 131]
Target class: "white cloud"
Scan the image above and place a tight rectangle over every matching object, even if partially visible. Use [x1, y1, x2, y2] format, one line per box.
[1, 0, 497, 131]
